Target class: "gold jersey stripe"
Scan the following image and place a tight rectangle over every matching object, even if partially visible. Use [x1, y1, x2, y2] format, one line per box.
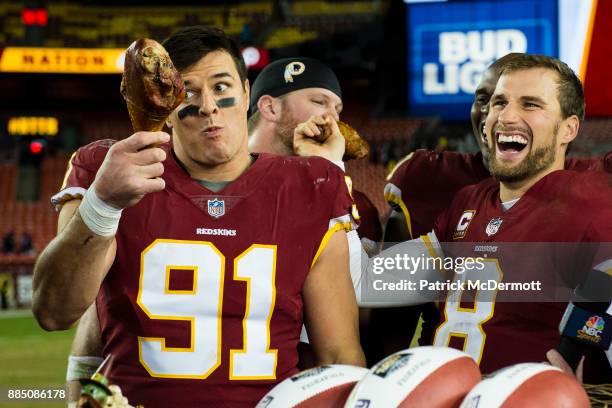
[311, 223, 346, 268]
[385, 192, 414, 239]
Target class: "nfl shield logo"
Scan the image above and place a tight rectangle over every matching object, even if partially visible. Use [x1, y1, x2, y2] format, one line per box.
[485, 218, 503, 236]
[207, 198, 225, 218]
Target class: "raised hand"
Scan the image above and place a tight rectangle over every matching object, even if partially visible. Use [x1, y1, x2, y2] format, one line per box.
[93, 131, 170, 209]
[293, 115, 345, 162]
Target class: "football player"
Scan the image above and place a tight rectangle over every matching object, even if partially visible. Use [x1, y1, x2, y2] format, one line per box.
[33, 26, 364, 407]
[248, 57, 382, 252]
[248, 57, 383, 365]
[385, 52, 610, 243]
[431, 54, 612, 381]
[380, 53, 611, 358]
[354, 54, 611, 382]
[62, 57, 381, 401]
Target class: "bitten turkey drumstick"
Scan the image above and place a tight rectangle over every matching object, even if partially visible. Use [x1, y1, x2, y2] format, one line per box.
[316, 120, 370, 161]
[120, 38, 185, 132]
[337, 120, 370, 161]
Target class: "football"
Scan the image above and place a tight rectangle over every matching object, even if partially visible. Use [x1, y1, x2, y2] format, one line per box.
[459, 363, 590, 408]
[255, 365, 368, 408]
[344, 346, 481, 407]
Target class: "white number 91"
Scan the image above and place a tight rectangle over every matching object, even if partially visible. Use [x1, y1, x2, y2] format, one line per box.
[137, 239, 277, 380]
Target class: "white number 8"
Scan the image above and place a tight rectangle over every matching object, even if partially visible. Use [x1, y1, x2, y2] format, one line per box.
[433, 259, 503, 364]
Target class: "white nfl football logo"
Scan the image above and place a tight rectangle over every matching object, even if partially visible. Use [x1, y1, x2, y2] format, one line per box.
[485, 218, 503, 236]
[207, 198, 225, 218]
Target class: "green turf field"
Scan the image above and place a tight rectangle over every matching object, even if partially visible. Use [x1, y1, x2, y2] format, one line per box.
[0, 310, 74, 408]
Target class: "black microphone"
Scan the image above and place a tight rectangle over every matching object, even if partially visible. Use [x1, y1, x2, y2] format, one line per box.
[556, 268, 612, 371]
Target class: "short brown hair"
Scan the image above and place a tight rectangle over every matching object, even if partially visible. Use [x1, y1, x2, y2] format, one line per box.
[162, 26, 247, 89]
[500, 54, 585, 121]
[489, 52, 523, 73]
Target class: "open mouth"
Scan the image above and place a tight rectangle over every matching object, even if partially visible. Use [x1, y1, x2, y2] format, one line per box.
[496, 133, 529, 153]
[480, 122, 487, 142]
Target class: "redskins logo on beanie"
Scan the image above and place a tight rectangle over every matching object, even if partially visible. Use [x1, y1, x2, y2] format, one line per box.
[250, 57, 341, 113]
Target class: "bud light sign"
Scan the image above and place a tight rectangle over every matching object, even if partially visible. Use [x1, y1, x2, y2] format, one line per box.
[407, 0, 558, 119]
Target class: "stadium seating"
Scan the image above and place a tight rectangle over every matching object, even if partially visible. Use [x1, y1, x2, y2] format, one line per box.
[0, 163, 17, 203]
[0, 1, 383, 49]
[0, 2, 273, 47]
[0, 156, 66, 265]
[80, 112, 133, 143]
[346, 158, 388, 218]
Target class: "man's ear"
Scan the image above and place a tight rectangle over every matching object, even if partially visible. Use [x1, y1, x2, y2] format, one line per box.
[243, 78, 250, 111]
[560, 115, 579, 145]
[257, 95, 279, 121]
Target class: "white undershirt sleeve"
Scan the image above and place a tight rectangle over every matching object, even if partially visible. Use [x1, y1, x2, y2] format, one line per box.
[349, 230, 444, 307]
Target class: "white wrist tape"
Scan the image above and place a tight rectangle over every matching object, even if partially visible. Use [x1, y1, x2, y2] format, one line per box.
[66, 355, 104, 381]
[331, 160, 346, 172]
[78, 187, 123, 236]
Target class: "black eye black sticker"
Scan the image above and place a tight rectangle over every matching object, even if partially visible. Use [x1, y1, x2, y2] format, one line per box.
[216, 97, 236, 108]
[177, 105, 199, 120]
[177, 98, 236, 120]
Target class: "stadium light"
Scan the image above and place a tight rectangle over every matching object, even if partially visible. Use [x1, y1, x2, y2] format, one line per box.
[22, 8, 48, 27]
[29, 139, 46, 155]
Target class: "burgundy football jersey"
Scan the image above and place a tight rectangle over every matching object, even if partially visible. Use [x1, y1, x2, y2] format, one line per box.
[385, 150, 490, 239]
[382, 151, 491, 354]
[385, 149, 609, 239]
[52, 140, 357, 407]
[432, 170, 612, 380]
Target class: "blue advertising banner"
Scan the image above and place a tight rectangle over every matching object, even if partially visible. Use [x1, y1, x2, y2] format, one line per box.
[407, 0, 558, 120]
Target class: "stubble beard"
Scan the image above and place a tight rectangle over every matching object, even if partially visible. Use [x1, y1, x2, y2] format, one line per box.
[275, 103, 299, 155]
[488, 123, 559, 183]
